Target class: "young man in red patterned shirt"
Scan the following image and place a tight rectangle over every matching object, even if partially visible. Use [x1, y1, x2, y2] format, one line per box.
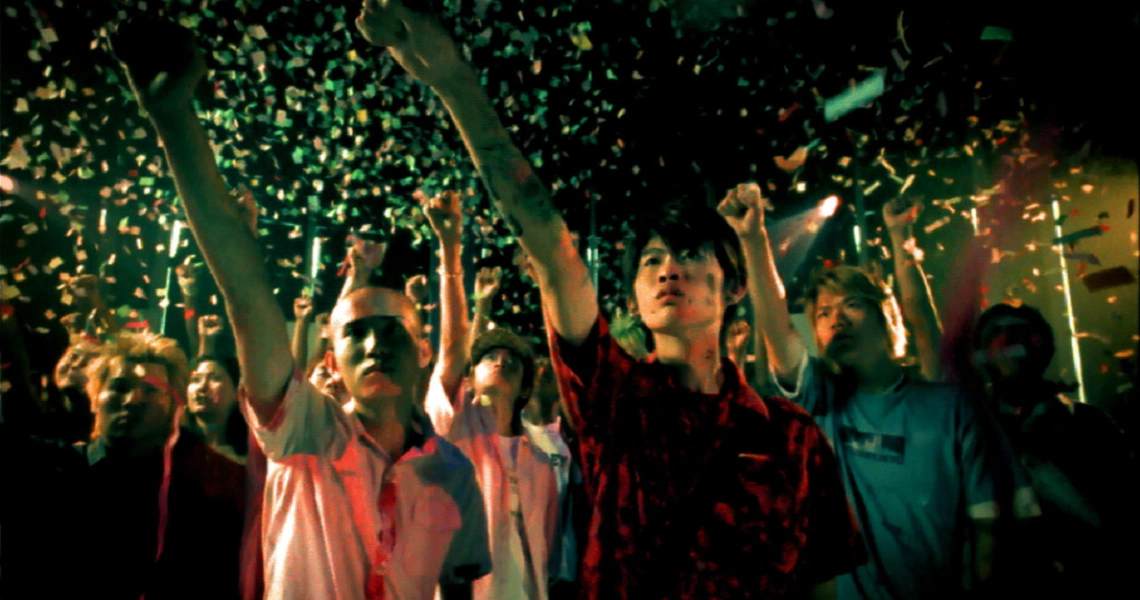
[355, 1, 866, 597]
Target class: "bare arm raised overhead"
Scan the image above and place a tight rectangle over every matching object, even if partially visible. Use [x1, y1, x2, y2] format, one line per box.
[718, 183, 807, 388]
[355, 0, 597, 345]
[423, 190, 469, 403]
[883, 197, 943, 381]
[112, 19, 290, 422]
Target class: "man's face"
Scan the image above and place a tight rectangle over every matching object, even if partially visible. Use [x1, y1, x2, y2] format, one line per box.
[330, 288, 429, 406]
[632, 236, 728, 336]
[813, 289, 890, 367]
[187, 360, 236, 421]
[473, 347, 526, 405]
[976, 315, 1044, 381]
[55, 345, 94, 390]
[96, 360, 175, 447]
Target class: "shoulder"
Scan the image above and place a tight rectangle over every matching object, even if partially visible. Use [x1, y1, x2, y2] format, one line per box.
[428, 435, 480, 479]
[740, 392, 828, 446]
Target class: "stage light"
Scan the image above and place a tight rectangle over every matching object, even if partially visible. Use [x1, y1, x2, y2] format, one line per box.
[819, 195, 840, 217]
[0, 174, 14, 193]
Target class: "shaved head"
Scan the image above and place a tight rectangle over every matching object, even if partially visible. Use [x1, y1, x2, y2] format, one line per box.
[330, 286, 423, 339]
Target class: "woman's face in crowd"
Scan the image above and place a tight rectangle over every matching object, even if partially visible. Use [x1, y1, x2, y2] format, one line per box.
[187, 360, 237, 421]
[633, 236, 727, 336]
[97, 360, 175, 447]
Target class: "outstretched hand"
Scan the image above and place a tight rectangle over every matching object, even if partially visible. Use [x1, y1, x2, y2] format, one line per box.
[717, 182, 770, 239]
[883, 197, 923, 239]
[354, 0, 468, 88]
[405, 274, 429, 305]
[421, 190, 464, 245]
[474, 266, 501, 304]
[198, 314, 224, 338]
[176, 258, 202, 296]
[110, 17, 207, 117]
[294, 296, 314, 321]
[347, 236, 387, 282]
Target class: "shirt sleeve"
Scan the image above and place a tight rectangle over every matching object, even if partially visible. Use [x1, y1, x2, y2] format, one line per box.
[770, 350, 821, 414]
[547, 316, 633, 437]
[956, 392, 1001, 520]
[799, 419, 867, 582]
[439, 451, 492, 584]
[238, 373, 349, 461]
[424, 366, 457, 438]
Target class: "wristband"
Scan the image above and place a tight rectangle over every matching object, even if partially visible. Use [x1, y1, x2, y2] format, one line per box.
[183, 308, 196, 321]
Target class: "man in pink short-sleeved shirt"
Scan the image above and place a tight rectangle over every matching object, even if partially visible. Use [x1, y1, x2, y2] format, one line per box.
[113, 16, 490, 599]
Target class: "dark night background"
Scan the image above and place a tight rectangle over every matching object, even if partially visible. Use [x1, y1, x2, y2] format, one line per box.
[1, 0, 1137, 411]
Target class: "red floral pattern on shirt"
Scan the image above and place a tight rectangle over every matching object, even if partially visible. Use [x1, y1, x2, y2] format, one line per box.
[550, 318, 865, 599]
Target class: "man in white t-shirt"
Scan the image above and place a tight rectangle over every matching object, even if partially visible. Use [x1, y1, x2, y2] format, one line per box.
[113, 17, 490, 599]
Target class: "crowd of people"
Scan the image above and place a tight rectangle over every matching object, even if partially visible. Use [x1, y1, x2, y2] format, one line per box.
[2, 1, 1137, 599]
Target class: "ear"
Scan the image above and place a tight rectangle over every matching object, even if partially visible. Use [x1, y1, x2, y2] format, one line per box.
[725, 281, 747, 307]
[416, 336, 433, 370]
[626, 295, 639, 317]
[323, 349, 338, 376]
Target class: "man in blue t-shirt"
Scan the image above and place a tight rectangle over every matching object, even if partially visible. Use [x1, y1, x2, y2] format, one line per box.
[730, 183, 1023, 599]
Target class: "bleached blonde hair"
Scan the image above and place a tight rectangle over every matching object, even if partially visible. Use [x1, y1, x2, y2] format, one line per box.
[804, 265, 908, 361]
[85, 331, 190, 440]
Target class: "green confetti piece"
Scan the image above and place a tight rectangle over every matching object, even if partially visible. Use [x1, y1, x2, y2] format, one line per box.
[980, 26, 1013, 41]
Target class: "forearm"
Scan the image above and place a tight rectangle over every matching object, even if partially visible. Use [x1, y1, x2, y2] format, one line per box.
[291, 317, 311, 366]
[438, 242, 468, 398]
[751, 325, 771, 391]
[890, 232, 943, 380]
[149, 106, 291, 406]
[184, 317, 200, 359]
[198, 333, 217, 359]
[471, 298, 492, 338]
[740, 231, 806, 383]
[431, 75, 596, 344]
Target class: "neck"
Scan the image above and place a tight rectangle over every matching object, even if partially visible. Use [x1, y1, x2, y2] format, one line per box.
[192, 414, 224, 446]
[487, 390, 522, 437]
[989, 376, 1051, 408]
[355, 396, 416, 460]
[103, 433, 168, 460]
[850, 353, 903, 394]
[652, 325, 724, 394]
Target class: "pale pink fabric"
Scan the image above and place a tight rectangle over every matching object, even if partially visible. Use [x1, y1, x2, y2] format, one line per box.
[425, 374, 576, 600]
[242, 375, 490, 600]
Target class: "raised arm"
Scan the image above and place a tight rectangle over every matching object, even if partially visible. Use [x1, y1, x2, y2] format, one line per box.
[470, 266, 501, 340]
[339, 237, 386, 299]
[291, 295, 315, 366]
[423, 190, 468, 402]
[112, 19, 290, 421]
[718, 183, 808, 388]
[176, 260, 202, 358]
[883, 198, 943, 381]
[355, 0, 597, 345]
[197, 314, 223, 358]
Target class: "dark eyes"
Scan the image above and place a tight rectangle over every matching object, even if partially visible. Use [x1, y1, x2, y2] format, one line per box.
[642, 250, 697, 267]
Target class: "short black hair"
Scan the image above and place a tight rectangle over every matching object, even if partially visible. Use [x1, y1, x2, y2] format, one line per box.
[621, 201, 745, 300]
[193, 355, 241, 388]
